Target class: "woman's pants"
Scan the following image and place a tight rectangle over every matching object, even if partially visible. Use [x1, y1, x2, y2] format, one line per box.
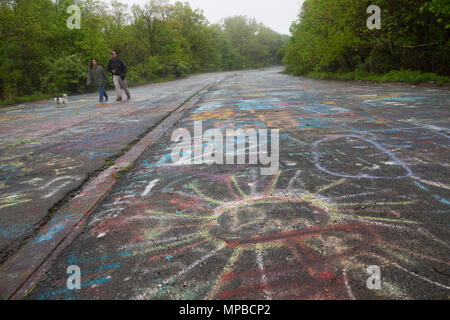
[99, 86, 108, 102]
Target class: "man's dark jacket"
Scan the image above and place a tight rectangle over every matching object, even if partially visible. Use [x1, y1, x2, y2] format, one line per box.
[107, 58, 128, 79]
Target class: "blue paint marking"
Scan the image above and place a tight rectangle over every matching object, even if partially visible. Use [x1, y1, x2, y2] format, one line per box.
[68, 251, 131, 265]
[0, 165, 19, 184]
[235, 120, 267, 128]
[81, 151, 113, 160]
[32, 223, 66, 244]
[300, 104, 348, 114]
[82, 263, 121, 275]
[31, 214, 79, 244]
[237, 99, 281, 111]
[432, 195, 450, 205]
[143, 153, 171, 167]
[166, 255, 174, 261]
[50, 213, 76, 223]
[296, 118, 330, 129]
[38, 276, 113, 300]
[382, 97, 427, 102]
[432, 209, 450, 214]
[415, 181, 449, 205]
[0, 223, 30, 239]
[414, 181, 429, 191]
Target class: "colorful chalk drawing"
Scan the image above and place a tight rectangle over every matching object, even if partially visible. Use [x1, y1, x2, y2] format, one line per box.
[32, 164, 449, 300]
[32, 213, 82, 244]
[26, 69, 450, 300]
[0, 165, 19, 184]
[81, 151, 113, 160]
[312, 135, 413, 179]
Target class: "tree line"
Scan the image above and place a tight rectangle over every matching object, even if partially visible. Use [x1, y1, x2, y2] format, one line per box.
[284, 0, 449, 78]
[0, 0, 289, 102]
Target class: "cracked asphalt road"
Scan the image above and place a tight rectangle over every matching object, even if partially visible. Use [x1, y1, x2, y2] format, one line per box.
[7, 67, 450, 300]
[0, 72, 229, 261]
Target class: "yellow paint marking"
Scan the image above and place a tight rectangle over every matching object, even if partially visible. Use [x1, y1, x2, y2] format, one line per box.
[204, 247, 242, 300]
[231, 175, 249, 199]
[338, 201, 415, 207]
[146, 209, 217, 220]
[189, 184, 225, 205]
[412, 177, 450, 190]
[132, 233, 212, 257]
[337, 213, 420, 224]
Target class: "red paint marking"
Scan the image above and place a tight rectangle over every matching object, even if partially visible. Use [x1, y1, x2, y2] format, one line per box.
[168, 194, 206, 211]
[222, 268, 268, 282]
[221, 262, 305, 283]
[217, 276, 346, 300]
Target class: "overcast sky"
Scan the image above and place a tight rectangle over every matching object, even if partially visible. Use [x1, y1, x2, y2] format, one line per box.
[125, 0, 305, 35]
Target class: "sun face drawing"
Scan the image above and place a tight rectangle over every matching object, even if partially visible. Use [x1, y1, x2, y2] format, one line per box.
[57, 161, 447, 301]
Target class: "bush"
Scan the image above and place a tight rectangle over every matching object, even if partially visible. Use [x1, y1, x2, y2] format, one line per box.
[365, 47, 397, 74]
[172, 61, 190, 77]
[306, 70, 450, 86]
[40, 54, 87, 94]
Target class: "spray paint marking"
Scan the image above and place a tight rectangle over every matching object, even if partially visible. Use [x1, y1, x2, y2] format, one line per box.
[141, 179, 159, 197]
[256, 249, 272, 300]
[312, 135, 413, 179]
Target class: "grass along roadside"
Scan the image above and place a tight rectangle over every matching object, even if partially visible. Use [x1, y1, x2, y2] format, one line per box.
[305, 70, 450, 86]
[0, 75, 178, 107]
[0, 93, 57, 107]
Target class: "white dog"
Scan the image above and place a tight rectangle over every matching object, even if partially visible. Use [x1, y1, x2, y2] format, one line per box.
[54, 94, 68, 106]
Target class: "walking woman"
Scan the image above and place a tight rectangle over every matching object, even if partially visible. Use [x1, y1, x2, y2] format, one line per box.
[87, 59, 109, 103]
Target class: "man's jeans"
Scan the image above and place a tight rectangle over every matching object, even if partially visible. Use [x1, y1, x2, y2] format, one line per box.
[113, 75, 130, 99]
[99, 86, 108, 102]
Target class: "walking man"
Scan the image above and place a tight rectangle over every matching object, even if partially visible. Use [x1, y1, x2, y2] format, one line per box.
[107, 51, 131, 101]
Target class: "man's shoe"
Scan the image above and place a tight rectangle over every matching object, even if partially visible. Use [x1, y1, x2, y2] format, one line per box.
[105, 96, 109, 102]
[126, 94, 131, 100]
[116, 97, 123, 102]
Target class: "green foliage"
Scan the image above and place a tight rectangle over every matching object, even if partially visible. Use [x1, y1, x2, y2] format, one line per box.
[0, 0, 287, 104]
[307, 70, 450, 86]
[40, 54, 88, 93]
[285, 0, 449, 79]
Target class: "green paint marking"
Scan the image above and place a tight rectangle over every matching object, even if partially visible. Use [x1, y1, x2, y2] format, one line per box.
[356, 157, 372, 165]
[7, 139, 41, 148]
[338, 201, 415, 207]
[378, 245, 413, 265]
[303, 241, 327, 256]
[316, 179, 347, 193]
[220, 197, 304, 212]
[0, 199, 31, 210]
[231, 175, 249, 199]
[189, 183, 224, 205]
[337, 213, 420, 224]
[146, 209, 217, 220]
